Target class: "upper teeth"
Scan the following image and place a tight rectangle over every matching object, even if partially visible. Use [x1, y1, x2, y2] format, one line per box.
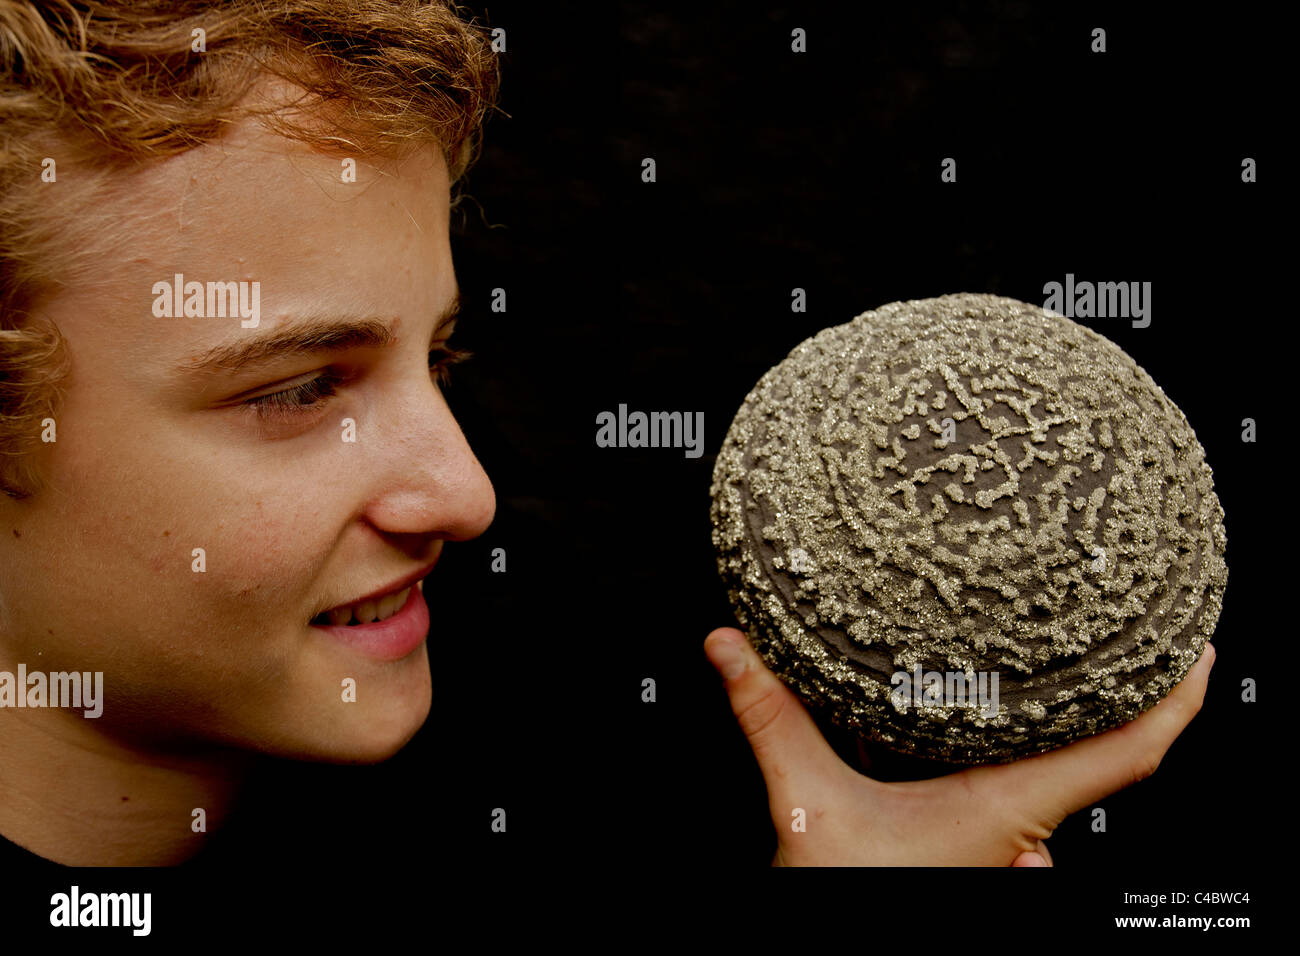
[327, 586, 411, 626]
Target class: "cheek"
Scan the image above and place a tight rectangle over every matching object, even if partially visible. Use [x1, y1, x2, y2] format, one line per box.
[54, 407, 332, 590]
[16, 436, 333, 663]
[3, 463, 351, 739]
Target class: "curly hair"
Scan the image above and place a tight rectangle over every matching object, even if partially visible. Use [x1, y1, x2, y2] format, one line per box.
[0, 0, 501, 497]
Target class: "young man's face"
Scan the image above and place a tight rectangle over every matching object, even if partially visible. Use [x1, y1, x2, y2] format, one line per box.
[0, 119, 494, 761]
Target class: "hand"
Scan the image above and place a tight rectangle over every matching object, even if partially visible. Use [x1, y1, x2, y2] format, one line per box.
[704, 628, 1215, 866]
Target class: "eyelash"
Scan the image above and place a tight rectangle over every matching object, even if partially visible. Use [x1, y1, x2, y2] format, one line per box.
[243, 346, 472, 419]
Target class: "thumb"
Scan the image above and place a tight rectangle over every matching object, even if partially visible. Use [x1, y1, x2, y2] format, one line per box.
[989, 642, 1215, 824]
[1011, 851, 1049, 867]
[704, 627, 847, 801]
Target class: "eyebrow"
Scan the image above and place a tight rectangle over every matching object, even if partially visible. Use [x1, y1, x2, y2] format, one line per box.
[176, 292, 462, 375]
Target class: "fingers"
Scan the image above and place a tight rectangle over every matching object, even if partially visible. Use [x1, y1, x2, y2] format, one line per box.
[704, 628, 849, 803]
[1035, 838, 1053, 866]
[1012, 840, 1052, 866]
[991, 642, 1215, 822]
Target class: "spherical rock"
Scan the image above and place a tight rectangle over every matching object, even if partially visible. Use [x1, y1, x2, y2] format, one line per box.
[710, 293, 1227, 764]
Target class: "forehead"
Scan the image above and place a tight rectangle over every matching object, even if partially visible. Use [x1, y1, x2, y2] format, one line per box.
[45, 119, 454, 375]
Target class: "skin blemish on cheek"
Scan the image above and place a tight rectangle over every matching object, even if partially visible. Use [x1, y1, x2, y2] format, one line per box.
[12, 529, 19, 538]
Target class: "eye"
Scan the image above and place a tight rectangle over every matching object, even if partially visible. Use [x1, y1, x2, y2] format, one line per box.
[430, 344, 472, 386]
[238, 342, 472, 424]
[243, 370, 343, 420]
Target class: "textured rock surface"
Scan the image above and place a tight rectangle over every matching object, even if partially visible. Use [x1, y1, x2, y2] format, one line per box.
[710, 293, 1227, 764]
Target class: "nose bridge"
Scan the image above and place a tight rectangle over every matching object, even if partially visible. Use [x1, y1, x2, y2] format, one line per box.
[367, 378, 496, 541]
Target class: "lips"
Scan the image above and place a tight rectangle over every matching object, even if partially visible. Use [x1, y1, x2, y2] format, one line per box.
[310, 581, 421, 627]
[310, 559, 438, 627]
[309, 572, 433, 662]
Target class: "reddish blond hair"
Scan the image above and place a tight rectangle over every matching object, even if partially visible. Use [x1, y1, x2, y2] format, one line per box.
[0, 0, 501, 496]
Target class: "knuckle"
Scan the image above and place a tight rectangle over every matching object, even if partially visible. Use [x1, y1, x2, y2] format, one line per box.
[1130, 750, 1162, 785]
[1011, 834, 1041, 855]
[1023, 819, 1055, 843]
[733, 684, 788, 744]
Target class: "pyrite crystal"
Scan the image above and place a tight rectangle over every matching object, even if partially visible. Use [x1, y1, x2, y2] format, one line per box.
[710, 293, 1227, 764]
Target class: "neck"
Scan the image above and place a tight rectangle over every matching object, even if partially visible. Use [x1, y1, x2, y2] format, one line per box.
[0, 705, 252, 866]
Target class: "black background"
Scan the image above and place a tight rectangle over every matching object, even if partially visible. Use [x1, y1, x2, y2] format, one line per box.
[9, 0, 1279, 939]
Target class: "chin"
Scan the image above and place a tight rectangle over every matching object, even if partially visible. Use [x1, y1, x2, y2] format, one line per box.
[332, 675, 433, 764]
[333, 722, 428, 763]
[296, 697, 432, 764]
[261, 659, 433, 764]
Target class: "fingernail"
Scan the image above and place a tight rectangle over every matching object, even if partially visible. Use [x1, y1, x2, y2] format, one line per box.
[710, 637, 748, 680]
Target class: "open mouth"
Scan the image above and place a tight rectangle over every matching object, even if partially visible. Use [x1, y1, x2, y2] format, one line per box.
[310, 579, 424, 628]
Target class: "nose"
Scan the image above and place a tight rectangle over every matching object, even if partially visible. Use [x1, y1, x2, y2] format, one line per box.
[359, 379, 496, 544]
